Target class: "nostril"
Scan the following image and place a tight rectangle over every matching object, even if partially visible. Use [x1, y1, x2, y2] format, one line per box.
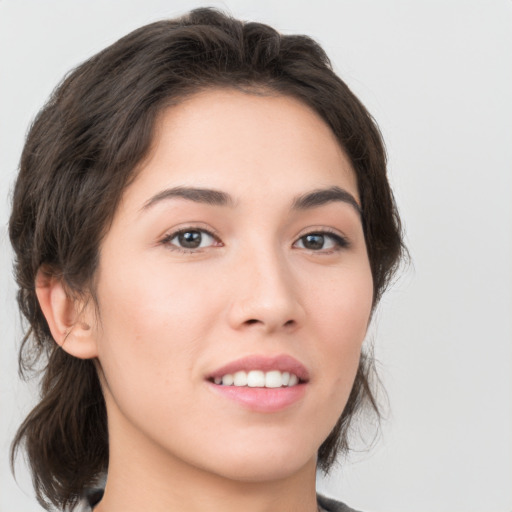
[243, 318, 296, 328]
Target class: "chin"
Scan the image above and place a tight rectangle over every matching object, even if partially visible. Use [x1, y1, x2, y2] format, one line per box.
[213, 458, 315, 483]
[192, 436, 318, 483]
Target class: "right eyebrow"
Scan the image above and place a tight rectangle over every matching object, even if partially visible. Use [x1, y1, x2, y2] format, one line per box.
[291, 186, 362, 217]
[141, 186, 235, 211]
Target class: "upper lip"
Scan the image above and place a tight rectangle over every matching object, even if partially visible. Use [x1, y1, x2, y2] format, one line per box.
[206, 354, 310, 382]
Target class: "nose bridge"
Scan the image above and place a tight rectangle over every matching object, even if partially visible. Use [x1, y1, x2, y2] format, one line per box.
[227, 237, 303, 332]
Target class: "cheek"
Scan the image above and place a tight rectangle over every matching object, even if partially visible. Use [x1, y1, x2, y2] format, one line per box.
[97, 255, 219, 338]
[305, 261, 373, 391]
[308, 261, 373, 341]
[93, 259, 220, 395]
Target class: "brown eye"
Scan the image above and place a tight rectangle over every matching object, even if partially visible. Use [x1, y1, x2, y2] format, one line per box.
[165, 229, 218, 251]
[178, 231, 202, 248]
[294, 232, 348, 251]
[301, 234, 325, 250]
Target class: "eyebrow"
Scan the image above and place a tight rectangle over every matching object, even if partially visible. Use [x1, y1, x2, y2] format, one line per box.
[142, 185, 361, 215]
[142, 186, 235, 210]
[291, 186, 362, 215]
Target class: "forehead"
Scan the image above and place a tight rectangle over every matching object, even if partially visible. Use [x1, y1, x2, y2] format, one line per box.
[125, 88, 358, 211]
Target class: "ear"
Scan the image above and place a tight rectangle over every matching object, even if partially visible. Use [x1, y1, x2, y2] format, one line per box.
[35, 267, 99, 359]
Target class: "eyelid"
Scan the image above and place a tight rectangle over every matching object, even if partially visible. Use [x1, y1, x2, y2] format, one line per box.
[293, 227, 350, 251]
[159, 223, 223, 252]
[157, 223, 350, 254]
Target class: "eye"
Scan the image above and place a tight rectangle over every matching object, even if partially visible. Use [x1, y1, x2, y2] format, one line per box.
[294, 232, 348, 251]
[162, 228, 220, 252]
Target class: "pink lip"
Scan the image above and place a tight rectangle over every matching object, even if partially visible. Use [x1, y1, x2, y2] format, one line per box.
[207, 384, 307, 413]
[205, 354, 309, 413]
[206, 354, 310, 382]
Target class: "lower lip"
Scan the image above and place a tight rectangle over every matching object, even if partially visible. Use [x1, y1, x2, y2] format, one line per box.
[207, 382, 307, 413]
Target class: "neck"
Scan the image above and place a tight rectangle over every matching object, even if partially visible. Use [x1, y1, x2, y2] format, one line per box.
[95, 404, 319, 512]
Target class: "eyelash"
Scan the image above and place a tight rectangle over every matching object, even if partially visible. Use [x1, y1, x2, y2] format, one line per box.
[160, 227, 349, 254]
[160, 227, 222, 254]
[294, 229, 350, 253]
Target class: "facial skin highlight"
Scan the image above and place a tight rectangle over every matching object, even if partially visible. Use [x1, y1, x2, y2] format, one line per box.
[77, 89, 374, 511]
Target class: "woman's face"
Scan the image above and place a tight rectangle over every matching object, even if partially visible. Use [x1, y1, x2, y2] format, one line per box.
[90, 89, 373, 482]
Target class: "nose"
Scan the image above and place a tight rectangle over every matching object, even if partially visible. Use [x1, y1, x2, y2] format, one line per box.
[226, 245, 305, 334]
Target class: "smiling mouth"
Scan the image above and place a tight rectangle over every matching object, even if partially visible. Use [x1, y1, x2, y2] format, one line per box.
[208, 370, 303, 388]
[206, 356, 309, 412]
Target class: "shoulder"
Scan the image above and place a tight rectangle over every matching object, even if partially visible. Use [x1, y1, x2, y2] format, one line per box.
[318, 493, 363, 512]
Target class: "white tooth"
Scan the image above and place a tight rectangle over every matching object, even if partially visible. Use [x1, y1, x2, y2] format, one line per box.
[233, 371, 247, 386]
[288, 374, 298, 386]
[214, 377, 222, 385]
[247, 370, 265, 387]
[265, 370, 283, 388]
[222, 374, 234, 386]
[281, 371, 290, 386]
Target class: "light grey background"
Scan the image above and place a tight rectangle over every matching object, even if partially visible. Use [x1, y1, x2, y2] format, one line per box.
[1, 1, 511, 511]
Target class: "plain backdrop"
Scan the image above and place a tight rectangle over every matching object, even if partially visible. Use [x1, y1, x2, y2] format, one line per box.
[1, 1, 511, 511]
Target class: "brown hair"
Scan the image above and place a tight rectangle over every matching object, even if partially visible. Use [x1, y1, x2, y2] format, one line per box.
[9, 7, 405, 511]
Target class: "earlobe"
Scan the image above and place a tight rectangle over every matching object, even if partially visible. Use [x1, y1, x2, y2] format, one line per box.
[35, 268, 98, 359]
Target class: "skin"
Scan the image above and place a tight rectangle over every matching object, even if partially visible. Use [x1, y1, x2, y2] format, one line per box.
[37, 89, 374, 512]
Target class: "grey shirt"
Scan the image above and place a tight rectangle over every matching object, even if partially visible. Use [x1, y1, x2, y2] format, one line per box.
[318, 494, 361, 512]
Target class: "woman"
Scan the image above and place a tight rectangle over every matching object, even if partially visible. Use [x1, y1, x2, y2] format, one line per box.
[9, 8, 404, 512]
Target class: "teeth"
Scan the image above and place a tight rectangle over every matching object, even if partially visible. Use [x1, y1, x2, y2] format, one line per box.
[216, 370, 301, 388]
[222, 374, 234, 386]
[265, 370, 282, 388]
[247, 370, 265, 387]
[233, 371, 247, 386]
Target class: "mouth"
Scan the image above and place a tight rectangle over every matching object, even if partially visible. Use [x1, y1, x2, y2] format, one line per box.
[208, 369, 304, 388]
[205, 354, 309, 412]
[206, 353, 309, 385]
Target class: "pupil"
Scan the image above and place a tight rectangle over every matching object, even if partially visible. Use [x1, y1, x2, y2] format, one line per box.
[178, 231, 201, 248]
[304, 234, 324, 250]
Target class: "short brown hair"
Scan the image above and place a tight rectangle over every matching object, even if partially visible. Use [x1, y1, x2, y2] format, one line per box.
[9, 7, 405, 510]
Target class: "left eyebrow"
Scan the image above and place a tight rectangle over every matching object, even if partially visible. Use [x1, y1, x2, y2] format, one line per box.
[142, 186, 235, 211]
[291, 186, 362, 216]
